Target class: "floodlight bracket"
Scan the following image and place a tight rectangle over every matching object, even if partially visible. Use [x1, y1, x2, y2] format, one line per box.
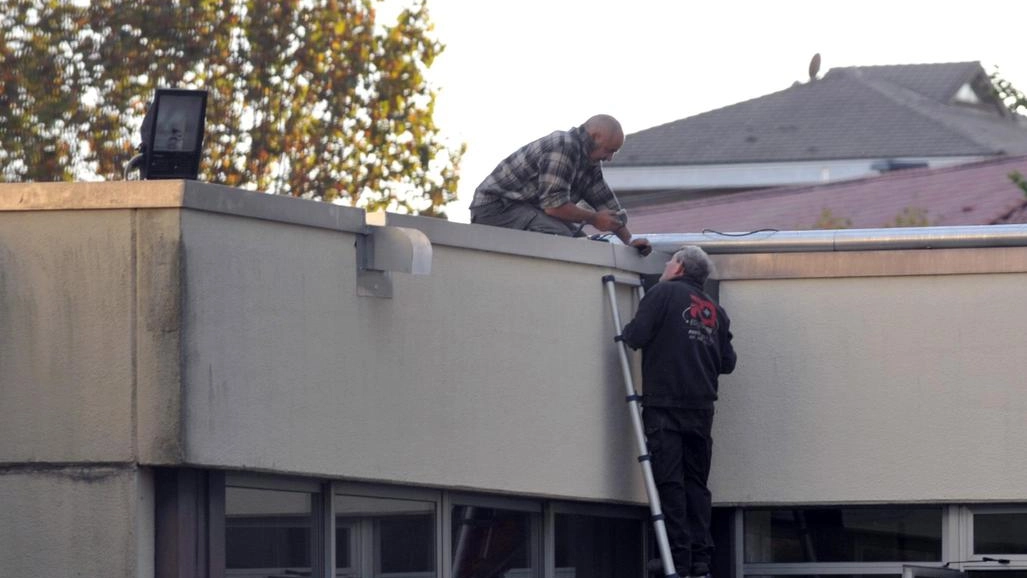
[356, 225, 432, 298]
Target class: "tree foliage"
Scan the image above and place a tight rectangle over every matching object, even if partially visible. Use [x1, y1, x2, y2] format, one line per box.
[809, 208, 851, 230]
[990, 68, 1027, 118]
[1010, 170, 1027, 197]
[882, 206, 931, 228]
[0, 0, 463, 216]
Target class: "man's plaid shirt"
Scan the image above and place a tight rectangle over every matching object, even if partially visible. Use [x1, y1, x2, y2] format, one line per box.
[470, 125, 621, 213]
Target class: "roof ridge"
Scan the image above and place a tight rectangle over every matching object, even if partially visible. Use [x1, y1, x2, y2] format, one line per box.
[830, 60, 981, 73]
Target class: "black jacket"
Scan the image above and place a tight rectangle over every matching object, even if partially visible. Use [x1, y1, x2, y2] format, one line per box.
[621, 276, 737, 409]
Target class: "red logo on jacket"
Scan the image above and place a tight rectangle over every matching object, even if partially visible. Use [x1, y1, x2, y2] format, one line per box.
[688, 295, 718, 328]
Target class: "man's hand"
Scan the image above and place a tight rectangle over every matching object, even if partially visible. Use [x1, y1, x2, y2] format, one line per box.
[630, 238, 652, 256]
[543, 204, 625, 232]
[591, 208, 626, 232]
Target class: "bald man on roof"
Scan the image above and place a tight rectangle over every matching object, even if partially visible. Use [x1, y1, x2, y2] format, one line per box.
[469, 115, 651, 255]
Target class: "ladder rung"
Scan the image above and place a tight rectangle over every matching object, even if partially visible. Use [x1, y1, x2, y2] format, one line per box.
[602, 273, 642, 287]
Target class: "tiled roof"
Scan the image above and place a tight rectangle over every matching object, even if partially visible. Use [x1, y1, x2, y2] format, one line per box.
[627, 154, 1027, 234]
[611, 61, 1027, 167]
[825, 61, 982, 102]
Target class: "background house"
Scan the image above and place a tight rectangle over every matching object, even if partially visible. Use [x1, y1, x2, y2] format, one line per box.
[627, 154, 1027, 234]
[604, 61, 1027, 212]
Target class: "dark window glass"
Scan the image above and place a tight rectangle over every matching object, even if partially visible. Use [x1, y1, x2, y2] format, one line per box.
[225, 486, 314, 573]
[452, 505, 534, 578]
[335, 494, 436, 575]
[974, 513, 1027, 554]
[555, 513, 643, 578]
[969, 572, 1027, 578]
[744, 508, 942, 563]
[335, 525, 352, 569]
[379, 514, 435, 573]
[747, 575, 900, 578]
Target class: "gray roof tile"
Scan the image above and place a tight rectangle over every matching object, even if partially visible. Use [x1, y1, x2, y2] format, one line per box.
[825, 61, 982, 102]
[611, 61, 1027, 167]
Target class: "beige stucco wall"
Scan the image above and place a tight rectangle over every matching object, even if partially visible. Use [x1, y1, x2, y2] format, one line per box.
[0, 466, 152, 577]
[0, 181, 660, 508]
[0, 209, 137, 463]
[710, 270, 1027, 504]
[177, 208, 651, 502]
[3, 181, 1027, 519]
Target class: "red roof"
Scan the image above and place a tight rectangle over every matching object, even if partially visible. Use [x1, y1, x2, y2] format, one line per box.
[628, 155, 1027, 234]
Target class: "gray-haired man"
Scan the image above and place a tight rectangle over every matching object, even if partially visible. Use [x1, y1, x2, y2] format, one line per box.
[621, 246, 737, 578]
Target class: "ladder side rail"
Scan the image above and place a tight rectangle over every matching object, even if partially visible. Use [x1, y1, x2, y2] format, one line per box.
[602, 274, 679, 578]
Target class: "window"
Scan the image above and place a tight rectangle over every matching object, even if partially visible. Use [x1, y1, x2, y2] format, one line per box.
[747, 575, 900, 578]
[335, 493, 437, 577]
[157, 470, 651, 578]
[225, 486, 319, 577]
[973, 512, 1027, 555]
[451, 504, 538, 578]
[554, 511, 643, 578]
[745, 507, 943, 564]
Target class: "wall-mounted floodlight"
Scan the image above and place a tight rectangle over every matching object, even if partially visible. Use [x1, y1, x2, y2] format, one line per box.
[127, 88, 208, 180]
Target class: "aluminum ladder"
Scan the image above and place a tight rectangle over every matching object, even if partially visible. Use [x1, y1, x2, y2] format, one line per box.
[602, 274, 679, 578]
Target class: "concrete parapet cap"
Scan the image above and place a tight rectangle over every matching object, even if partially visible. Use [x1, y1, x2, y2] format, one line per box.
[0, 180, 368, 234]
[0, 181, 665, 273]
[374, 211, 667, 275]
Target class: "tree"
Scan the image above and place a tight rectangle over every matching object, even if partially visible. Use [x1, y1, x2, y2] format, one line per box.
[882, 206, 931, 228]
[1010, 170, 1027, 197]
[809, 208, 851, 230]
[990, 68, 1027, 117]
[0, 0, 464, 217]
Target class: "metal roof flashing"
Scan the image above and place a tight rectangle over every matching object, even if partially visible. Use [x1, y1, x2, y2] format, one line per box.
[644, 224, 1027, 254]
[370, 211, 666, 275]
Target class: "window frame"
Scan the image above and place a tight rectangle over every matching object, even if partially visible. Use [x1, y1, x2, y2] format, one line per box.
[222, 473, 327, 578]
[546, 500, 649, 578]
[444, 491, 544, 578]
[160, 469, 656, 578]
[333, 482, 442, 578]
[738, 505, 948, 578]
[961, 505, 1027, 566]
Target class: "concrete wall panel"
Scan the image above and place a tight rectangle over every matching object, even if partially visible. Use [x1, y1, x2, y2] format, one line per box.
[178, 210, 646, 503]
[0, 211, 135, 462]
[710, 273, 1027, 504]
[0, 466, 149, 577]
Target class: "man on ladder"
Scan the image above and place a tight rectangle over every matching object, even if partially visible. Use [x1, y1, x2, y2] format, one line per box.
[621, 246, 737, 578]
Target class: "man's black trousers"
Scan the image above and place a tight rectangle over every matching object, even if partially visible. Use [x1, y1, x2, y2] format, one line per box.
[643, 406, 715, 576]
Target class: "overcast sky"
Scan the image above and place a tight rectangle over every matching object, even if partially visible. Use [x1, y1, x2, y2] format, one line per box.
[392, 0, 1027, 222]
